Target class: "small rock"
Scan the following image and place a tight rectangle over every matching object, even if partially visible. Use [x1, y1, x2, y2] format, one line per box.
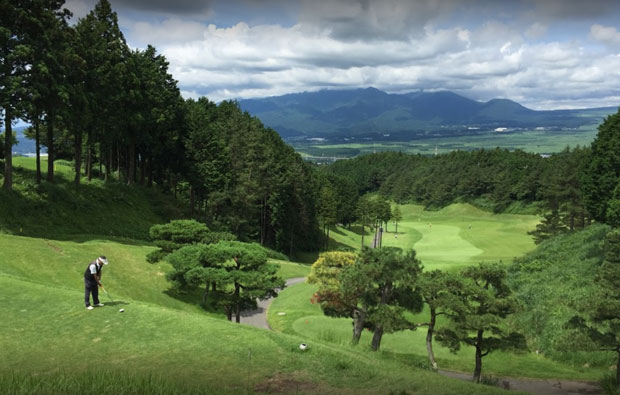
[583, 363, 590, 368]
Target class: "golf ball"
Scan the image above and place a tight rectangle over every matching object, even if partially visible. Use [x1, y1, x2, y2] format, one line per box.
[119, 308, 125, 313]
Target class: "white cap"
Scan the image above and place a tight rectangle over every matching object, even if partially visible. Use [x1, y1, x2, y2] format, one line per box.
[98, 256, 109, 265]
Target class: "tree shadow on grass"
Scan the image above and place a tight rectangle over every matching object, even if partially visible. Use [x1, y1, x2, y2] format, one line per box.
[379, 350, 432, 370]
[347, 224, 372, 236]
[0, 165, 183, 246]
[163, 287, 225, 315]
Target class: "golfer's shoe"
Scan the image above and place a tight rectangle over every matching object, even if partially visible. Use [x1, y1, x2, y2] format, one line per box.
[86, 306, 94, 310]
[95, 303, 105, 307]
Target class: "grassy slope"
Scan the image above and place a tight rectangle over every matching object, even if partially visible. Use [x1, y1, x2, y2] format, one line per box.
[268, 282, 605, 381]
[272, 204, 609, 381]
[0, 243, 502, 394]
[0, 158, 505, 393]
[508, 224, 616, 368]
[0, 157, 182, 240]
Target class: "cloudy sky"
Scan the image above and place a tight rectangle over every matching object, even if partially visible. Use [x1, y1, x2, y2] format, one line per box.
[64, 0, 620, 110]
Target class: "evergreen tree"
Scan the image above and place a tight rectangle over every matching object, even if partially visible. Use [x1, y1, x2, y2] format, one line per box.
[582, 108, 620, 223]
[0, 0, 31, 190]
[436, 263, 526, 383]
[417, 270, 464, 371]
[349, 247, 424, 351]
[392, 205, 402, 234]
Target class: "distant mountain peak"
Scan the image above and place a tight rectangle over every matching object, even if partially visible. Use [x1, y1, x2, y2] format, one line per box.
[238, 87, 603, 139]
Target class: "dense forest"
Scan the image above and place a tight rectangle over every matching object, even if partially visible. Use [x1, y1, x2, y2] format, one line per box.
[0, 0, 321, 255]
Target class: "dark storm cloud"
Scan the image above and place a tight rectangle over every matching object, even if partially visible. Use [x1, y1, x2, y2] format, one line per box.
[112, 0, 213, 15]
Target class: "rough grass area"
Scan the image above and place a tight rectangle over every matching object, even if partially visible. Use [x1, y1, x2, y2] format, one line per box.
[328, 203, 539, 271]
[0, 157, 183, 240]
[508, 224, 617, 369]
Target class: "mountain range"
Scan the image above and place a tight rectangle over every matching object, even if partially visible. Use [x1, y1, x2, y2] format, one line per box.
[239, 88, 615, 139]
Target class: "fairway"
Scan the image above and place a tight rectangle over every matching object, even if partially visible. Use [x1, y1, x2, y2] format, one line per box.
[265, 203, 607, 381]
[329, 203, 539, 270]
[0, 233, 505, 394]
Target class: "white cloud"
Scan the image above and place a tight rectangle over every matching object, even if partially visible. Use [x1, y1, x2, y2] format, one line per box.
[57, 0, 620, 109]
[590, 24, 620, 46]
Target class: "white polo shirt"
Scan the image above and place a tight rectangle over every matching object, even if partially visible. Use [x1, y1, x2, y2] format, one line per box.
[89, 262, 102, 275]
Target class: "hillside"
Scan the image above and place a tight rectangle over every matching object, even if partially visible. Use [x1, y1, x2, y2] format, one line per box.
[0, 161, 505, 394]
[238, 87, 615, 139]
[0, 157, 183, 240]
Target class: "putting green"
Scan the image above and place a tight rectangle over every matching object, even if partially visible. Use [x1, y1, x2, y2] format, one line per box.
[386, 223, 482, 270]
[329, 203, 539, 270]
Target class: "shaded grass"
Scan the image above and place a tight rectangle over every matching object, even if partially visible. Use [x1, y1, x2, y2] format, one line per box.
[0, 157, 183, 242]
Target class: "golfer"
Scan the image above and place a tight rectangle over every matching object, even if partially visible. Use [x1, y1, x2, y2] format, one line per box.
[84, 256, 108, 310]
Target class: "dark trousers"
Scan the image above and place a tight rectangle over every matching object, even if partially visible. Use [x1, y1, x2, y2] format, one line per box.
[85, 282, 100, 307]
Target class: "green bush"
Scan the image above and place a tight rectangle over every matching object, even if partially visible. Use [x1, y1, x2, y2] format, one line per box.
[508, 224, 615, 367]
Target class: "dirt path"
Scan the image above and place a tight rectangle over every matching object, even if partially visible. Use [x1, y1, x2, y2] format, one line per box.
[241, 278, 603, 395]
[438, 369, 602, 394]
[239, 277, 306, 329]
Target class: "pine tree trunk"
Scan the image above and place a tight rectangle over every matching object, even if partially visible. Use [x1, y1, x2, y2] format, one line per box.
[46, 113, 54, 183]
[139, 153, 146, 185]
[426, 308, 438, 371]
[616, 349, 619, 388]
[116, 144, 120, 179]
[371, 326, 384, 351]
[104, 146, 111, 182]
[35, 119, 41, 185]
[86, 141, 92, 181]
[127, 139, 135, 185]
[98, 144, 102, 178]
[234, 282, 241, 323]
[326, 225, 330, 249]
[190, 187, 195, 216]
[473, 330, 484, 383]
[147, 155, 153, 187]
[74, 130, 82, 186]
[351, 308, 366, 345]
[2, 109, 12, 190]
[201, 281, 209, 306]
[361, 225, 364, 248]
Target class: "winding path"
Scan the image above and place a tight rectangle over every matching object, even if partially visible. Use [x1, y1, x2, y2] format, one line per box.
[239, 277, 306, 329]
[240, 278, 603, 395]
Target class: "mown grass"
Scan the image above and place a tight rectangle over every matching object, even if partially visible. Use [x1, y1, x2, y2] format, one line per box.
[328, 203, 539, 271]
[271, 204, 611, 382]
[268, 281, 607, 381]
[0, 274, 506, 394]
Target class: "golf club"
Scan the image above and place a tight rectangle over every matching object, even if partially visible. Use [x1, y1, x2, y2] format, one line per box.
[101, 286, 125, 313]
